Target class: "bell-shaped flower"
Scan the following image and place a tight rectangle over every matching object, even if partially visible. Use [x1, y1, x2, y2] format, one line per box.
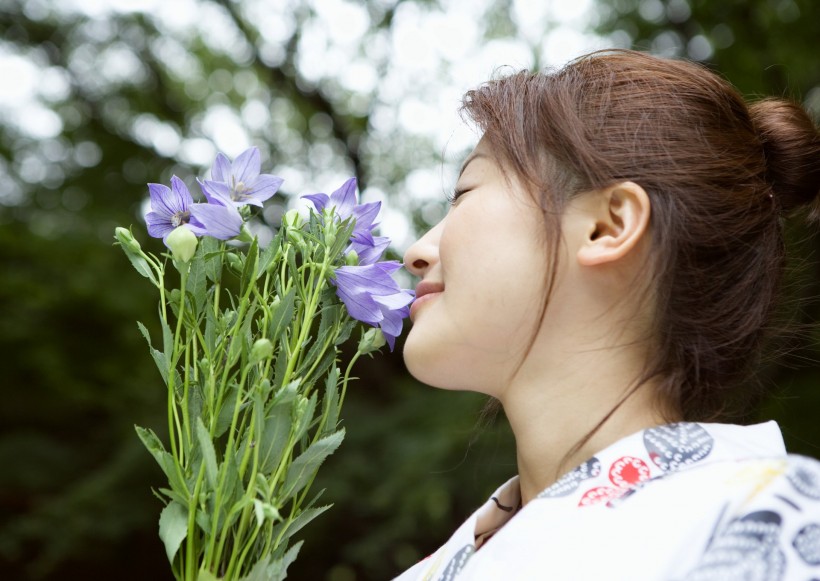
[145, 176, 242, 244]
[145, 176, 207, 242]
[348, 231, 390, 266]
[192, 184, 244, 240]
[200, 147, 283, 208]
[303, 178, 381, 240]
[332, 261, 414, 351]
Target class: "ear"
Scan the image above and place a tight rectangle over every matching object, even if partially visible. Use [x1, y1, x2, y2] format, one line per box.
[576, 181, 651, 267]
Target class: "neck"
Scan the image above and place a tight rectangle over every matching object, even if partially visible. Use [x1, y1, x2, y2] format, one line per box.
[500, 339, 671, 505]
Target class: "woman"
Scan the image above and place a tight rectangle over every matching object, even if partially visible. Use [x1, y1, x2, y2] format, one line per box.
[396, 50, 820, 580]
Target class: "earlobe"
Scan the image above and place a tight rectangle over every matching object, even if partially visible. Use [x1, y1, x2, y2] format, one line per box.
[576, 181, 651, 267]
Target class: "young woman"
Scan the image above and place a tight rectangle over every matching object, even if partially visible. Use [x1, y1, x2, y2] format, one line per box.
[396, 50, 820, 580]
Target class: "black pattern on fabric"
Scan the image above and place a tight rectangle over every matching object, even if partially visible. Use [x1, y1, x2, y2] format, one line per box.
[685, 510, 785, 581]
[538, 457, 601, 499]
[643, 422, 714, 473]
[793, 524, 820, 565]
[437, 545, 474, 581]
[787, 456, 820, 500]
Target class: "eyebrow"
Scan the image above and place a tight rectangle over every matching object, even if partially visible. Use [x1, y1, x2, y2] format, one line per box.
[458, 151, 488, 179]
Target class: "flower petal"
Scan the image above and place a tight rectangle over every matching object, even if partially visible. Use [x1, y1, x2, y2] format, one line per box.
[351, 201, 381, 234]
[146, 212, 174, 239]
[211, 153, 231, 183]
[232, 147, 261, 185]
[328, 177, 358, 219]
[189, 202, 242, 240]
[302, 193, 329, 213]
[373, 291, 415, 311]
[242, 174, 283, 206]
[170, 176, 195, 210]
[199, 179, 232, 205]
[148, 183, 178, 218]
[334, 282, 384, 325]
[350, 235, 390, 266]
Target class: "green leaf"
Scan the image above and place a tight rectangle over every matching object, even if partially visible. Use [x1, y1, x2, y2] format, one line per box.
[135, 426, 187, 496]
[137, 321, 169, 384]
[204, 306, 217, 357]
[160, 314, 173, 364]
[118, 240, 159, 286]
[257, 228, 283, 280]
[195, 417, 218, 489]
[237, 541, 302, 581]
[282, 429, 344, 501]
[292, 392, 317, 444]
[201, 236, 222, 283]
[268, 287, 295, 341]
[258, 403, 292, 473]
[158, 501, 188, 563]
[322, 367, 341, 435]
[286, 504, 331, 538]
[188, 250, 207, 315]
[215, 385, 239, 438]
[241, 237, 259, 295]
[327, 218, 355, 261]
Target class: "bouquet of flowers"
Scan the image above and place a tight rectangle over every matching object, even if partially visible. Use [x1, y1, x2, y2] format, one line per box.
[114, 147, 413, 581]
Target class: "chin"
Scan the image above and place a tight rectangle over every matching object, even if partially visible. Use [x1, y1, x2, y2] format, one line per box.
[402, 330, 451, 389]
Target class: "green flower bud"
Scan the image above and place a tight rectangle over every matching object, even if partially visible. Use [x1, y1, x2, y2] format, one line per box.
[286, 228, 303, 246]
[114, 227, 142, 254]
[166, 226, 198, 263]
[292, 395, 310, 425]
[324, 231, 336, 248]
[226, 252, 242, 272]
[283, 209, 304, 229]
[345, 250, 359, 266]
[249, 338, 273, 364]
[357, 327, 386, 355]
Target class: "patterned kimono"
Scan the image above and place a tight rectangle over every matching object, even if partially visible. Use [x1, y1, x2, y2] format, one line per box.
[394, 422, 820, 580]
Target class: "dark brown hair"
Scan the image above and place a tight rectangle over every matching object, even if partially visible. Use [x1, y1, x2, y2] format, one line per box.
[462, 49, 820, 422]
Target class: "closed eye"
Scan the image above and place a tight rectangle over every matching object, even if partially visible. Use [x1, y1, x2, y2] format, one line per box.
[446, 187, 468, 205]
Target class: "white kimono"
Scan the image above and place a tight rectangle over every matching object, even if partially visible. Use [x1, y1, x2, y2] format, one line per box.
[394, 422, 820, 580]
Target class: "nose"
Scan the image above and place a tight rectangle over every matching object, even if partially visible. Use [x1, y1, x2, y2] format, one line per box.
[403, 219, 444, 278]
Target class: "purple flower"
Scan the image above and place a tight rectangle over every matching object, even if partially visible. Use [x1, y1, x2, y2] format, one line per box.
[192, 187, 244, 240]
[303, 178, 381, 239]
[200, 147, 283, 208]
[332, 261, 414, 351]
[145, 176, 207, 241]
[349, 231, 390, 266]
[145, 176, 242, 243]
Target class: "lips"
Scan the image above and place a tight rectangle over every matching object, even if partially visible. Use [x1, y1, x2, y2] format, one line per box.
[410, 280, 444, 321]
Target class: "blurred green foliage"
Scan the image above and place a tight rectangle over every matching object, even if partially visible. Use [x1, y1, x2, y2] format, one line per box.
[0, 0, 818, 580]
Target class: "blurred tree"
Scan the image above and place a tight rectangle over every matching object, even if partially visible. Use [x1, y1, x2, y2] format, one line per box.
[0, 0, 818, 580]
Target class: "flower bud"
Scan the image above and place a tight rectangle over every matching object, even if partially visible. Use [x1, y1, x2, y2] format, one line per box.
[249, 338, 273, 364]
[283, 209, 304, 229]
[292, 395, 309, 423]
[115, 227, 142, 254]
[226, 252, 243, 272]
[357, 327, 386, 355]
[166, 226, 198, 263]
[345, 250, 359, 266]
[286, 227, 304, 246]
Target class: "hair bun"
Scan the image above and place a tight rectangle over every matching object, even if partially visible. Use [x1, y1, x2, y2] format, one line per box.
[750, 98, 820, 217]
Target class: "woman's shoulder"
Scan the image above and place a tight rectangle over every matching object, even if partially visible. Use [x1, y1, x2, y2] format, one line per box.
[672, 453, 820, 580]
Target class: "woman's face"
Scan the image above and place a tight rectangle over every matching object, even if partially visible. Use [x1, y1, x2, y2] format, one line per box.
[402, 139, 554, 396]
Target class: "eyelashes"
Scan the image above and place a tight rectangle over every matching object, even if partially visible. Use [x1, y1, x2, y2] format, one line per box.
[446, 187, 468, 205]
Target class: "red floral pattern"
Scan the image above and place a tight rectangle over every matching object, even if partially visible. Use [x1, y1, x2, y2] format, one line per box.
[579, 456, 652, 507]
